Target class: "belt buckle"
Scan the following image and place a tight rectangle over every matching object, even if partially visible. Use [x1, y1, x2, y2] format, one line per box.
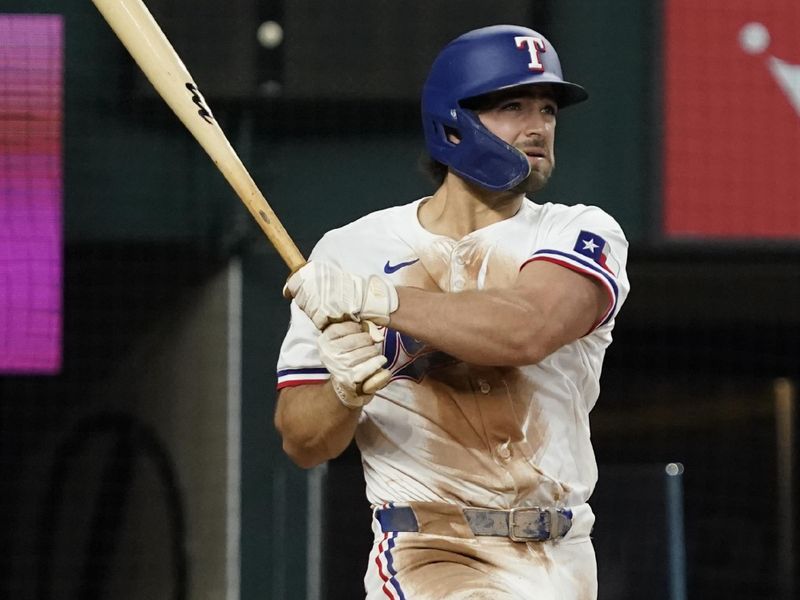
[507, 507, 550, 542]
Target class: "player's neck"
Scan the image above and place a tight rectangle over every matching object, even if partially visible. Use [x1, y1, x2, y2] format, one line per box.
[419, 175, 524, 239]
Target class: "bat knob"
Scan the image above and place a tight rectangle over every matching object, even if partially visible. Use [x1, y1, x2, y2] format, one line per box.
[362, 368, 392, 396]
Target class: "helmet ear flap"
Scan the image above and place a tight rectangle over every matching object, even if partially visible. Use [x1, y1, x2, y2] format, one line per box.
[446, 108, 530, 191]
[424, 107, 530, 191]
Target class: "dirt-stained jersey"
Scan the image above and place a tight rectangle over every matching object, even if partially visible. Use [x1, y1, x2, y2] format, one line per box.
[277, 197, 630, 510]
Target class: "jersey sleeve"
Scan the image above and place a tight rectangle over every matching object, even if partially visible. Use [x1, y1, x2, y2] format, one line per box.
[275, 237, 338, 390]
[276, 301, 329, 389]
[522, 205, 630, 330]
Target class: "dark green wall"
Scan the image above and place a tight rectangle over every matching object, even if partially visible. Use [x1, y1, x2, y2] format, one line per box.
[4, 0, 656, 245]
[59, 0, 437, 244]
[240, 250, 309, 599]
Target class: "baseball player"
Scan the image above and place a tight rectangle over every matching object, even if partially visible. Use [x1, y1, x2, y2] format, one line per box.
[276, 25, 630, 600]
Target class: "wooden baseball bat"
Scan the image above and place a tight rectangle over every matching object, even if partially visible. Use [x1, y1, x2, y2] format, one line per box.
[91, 0, 390, 395]
[91, 0, 305, 272]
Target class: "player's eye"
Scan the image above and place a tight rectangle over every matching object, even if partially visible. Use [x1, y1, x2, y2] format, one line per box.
[541, 103, 558, 116]
[499, 101, 522, 111]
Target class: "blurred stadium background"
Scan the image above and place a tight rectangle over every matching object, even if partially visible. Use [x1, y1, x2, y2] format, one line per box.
[1, 0, 798, 599]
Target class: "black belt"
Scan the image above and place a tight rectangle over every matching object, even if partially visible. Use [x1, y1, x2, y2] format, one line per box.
[376, 505, 573, 542]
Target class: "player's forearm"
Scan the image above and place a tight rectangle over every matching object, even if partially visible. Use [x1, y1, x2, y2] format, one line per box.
[274, 382, 361, 469]
[390, 286, 553, 366]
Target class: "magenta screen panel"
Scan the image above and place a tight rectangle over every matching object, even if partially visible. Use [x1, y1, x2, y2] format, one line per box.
[0, 15, 63, 374]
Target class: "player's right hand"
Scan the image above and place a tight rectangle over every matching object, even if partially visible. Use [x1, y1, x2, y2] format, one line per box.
[317, 321, 389, 408]
[284, 261, 398, 330]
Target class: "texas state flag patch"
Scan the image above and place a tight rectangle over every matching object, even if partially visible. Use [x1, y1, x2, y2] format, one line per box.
[573, 230, 618, 275]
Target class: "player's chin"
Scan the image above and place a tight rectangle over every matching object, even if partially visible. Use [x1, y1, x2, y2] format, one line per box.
[515, 168, 552, 194]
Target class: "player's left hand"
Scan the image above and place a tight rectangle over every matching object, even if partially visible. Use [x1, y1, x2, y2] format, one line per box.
[317, 321, 389, 408]
[284, 261, 398, 330]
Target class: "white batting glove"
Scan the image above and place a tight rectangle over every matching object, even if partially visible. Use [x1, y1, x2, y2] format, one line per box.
[318, 321, 389, 409]
[284, 261, 398, 331]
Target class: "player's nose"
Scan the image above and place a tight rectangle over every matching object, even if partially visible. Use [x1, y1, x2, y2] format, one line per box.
[523, 109, 551, 135]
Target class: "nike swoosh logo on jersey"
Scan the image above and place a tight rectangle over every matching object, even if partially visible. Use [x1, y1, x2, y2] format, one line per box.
[383, 258, 419, 274]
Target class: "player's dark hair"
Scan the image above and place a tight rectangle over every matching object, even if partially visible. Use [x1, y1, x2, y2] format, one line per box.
[419, 154, 448, 187]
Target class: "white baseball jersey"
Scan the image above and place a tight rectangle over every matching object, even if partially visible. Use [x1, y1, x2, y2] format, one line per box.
[277, 197, 629, 514]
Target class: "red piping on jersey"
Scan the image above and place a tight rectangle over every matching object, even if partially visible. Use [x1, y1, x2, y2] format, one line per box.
[375, 532, 397, 599]
[275, 379, 326, 390]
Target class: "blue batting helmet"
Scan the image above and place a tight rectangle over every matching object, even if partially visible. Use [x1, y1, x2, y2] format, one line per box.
[421, 25, 588, 191]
